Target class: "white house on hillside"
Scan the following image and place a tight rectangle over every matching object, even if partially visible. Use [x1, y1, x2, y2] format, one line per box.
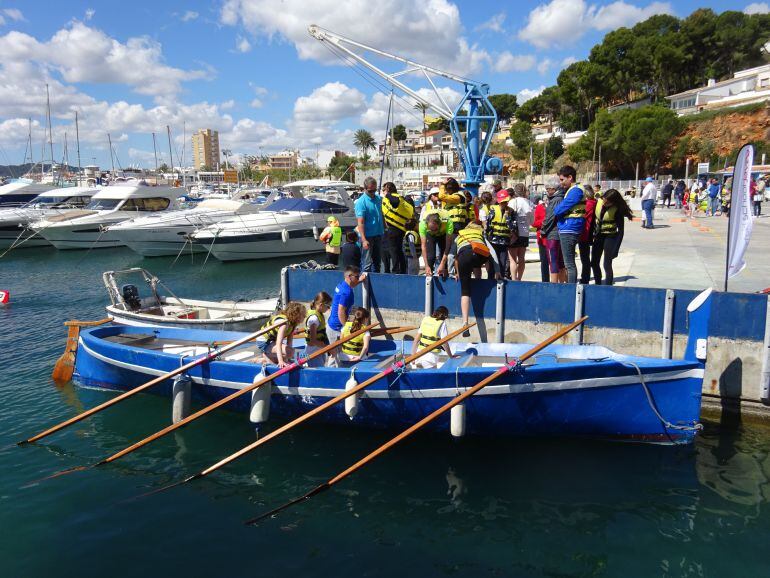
[666, 63, 770, 116]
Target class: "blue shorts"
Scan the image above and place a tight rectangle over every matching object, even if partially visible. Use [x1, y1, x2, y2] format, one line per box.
[257, 340, 274, 353]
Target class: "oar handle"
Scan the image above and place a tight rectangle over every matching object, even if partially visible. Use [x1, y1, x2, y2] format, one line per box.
[64, 318, 113, 328]
[20, 321, 286, 445]
[98, 322, 380, 465]
[194, 322, 474, 479]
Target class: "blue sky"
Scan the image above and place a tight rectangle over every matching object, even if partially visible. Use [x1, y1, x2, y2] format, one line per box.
[0, 0, 762, 169]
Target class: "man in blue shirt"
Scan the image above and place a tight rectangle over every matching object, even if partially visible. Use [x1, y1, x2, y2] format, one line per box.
[554, 165, 586, 284]
[707, 178, 721, 217]
[328, 265, 368, 343]
[355, 176, 384, 272]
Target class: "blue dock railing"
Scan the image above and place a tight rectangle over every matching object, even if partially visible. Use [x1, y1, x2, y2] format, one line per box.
[283, 269, 770, 405]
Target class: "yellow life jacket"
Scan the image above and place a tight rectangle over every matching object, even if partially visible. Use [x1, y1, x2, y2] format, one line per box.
[442, 192, 470, 228]
[565, 184, 587, 219]
[455, 223, 490, 257]
[418, 316, 445, 349]
[327, 226, 342, 247]
[402, 230, 421, 257]
[488, 204, 512, 242]
[305, 309, 328, 345]
[382, 194, 414, 232]
[264, 314, 292, 342]
[595, 199, 619, 236]
[341, 321, 365, 355]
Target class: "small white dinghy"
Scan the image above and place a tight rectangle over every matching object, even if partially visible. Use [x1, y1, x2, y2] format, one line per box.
[103, 268, 278, 331]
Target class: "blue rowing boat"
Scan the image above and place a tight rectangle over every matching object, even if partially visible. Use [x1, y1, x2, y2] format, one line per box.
[72, 290, 713, 444]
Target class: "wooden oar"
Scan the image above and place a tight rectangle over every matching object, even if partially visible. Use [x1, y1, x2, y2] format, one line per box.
[52, 318, 114, 384]
[32, 322, 381, 483]
[211, 325, 418, 346]
[19, 320, 286, 446]
[244, 316, 588, 525]
[142, 322, 474, 496]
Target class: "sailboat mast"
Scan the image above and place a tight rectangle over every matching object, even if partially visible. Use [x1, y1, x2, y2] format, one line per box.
[166, 125, 174, 183]
[152, 132, 159, 186]
[75, 111, 82, 186]
[107, 133, 116, 179]
[45, 84, 54, 178]
[182, 121, 186, 188]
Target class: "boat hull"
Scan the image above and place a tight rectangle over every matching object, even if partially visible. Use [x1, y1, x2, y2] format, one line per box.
[73, 325, 704, 444]
[0, 225, 51, 248]
[112, 226, 205, 257]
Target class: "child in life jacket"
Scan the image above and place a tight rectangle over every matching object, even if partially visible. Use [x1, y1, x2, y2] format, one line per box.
[304, 291, 332, 367]
[411, 306, 454, 369]
[402, 218, 421, 275]
[258, 301, 307, 368]
[338, 307, 372, 365]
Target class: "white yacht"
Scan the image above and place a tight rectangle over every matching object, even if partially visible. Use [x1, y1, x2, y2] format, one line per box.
[191, 179, 357, 261]
[30, 183, 184, 250]
[0, 179, 56, 207]
[0, 185, 101, 249]
[107, 190, 276, 257]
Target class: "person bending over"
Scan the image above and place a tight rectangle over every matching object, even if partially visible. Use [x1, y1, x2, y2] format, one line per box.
[258, 301, 307, 368]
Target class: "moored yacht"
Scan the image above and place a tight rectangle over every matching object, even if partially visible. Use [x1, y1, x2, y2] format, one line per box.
[0, 179, 55, 207]
[30, 183, 184, 250]
[0, 185, 101, 249]
[191, 179, 357, 261]
[108, 190, 277, 257]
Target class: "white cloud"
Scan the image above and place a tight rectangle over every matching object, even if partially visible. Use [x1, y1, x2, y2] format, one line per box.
[493, 52, 537, 73]
[236, 36, 252, 53]
[220, 0, 490, 76]
[181, 10, 199, 22]
[359, 86, 462, 138]
[518, 86, 545, 103]
[3, 8, 24, 22]
[537, 58, 554, 75]
[475, 12, 506, 33]
[561, 55, 578, 67]
[0, 22, 209, 101]
[85, 9, 95, 21]
[519, 0, 673, 49]
[744, 3, 769, 14]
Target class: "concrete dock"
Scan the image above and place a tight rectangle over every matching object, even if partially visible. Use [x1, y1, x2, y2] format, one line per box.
[522, 204, 770, 293]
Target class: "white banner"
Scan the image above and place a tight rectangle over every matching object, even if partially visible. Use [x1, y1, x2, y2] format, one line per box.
[727, 144, 754, 280]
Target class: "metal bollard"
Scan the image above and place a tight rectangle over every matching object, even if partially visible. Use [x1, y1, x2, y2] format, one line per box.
[495, 281, 505, 343]
[573, 284, 585, 345]
[661, 289, 675, 359]
[424, 275, 433, 317]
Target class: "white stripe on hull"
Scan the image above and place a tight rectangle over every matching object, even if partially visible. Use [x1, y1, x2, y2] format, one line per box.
[79, 339, 704, 399]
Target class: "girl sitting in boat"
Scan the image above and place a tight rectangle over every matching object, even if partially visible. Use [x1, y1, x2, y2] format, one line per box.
[305, 291, 332, 367]
[258, 301, 307, 368]
[338, 307, 371, 365]
[411, 306, 454, 368]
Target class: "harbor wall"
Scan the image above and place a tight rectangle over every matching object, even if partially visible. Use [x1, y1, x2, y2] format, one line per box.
[283, 269, 770, 416]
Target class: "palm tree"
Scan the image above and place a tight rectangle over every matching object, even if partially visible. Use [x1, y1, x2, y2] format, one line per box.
[413, 102, 429, 149]
[353, 129, 376, 165]
[222, 148, 232, 169]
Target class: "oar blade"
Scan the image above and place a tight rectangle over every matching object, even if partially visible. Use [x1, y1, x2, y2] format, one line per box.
[244, 483, 329, 526]
[51, 351, 76, 384]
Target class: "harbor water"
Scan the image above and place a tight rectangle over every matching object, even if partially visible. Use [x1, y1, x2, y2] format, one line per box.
[1, 248, 770, 577]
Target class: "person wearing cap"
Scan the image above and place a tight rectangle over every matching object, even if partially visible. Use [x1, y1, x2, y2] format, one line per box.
[485, 188, 517, 279]
[640, 176, 658, 229]
[380, 181, 413, 275]
[420, 187, 442, 221]
[319, 215, 343, 267]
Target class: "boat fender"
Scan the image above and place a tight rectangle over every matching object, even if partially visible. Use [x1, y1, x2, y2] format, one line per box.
[250, 368, 272, 424]
[344, 368, 358, 419]
[0, 289, 9, 305]
[281, 229, 289, 244]
[450, 403, 466, 438]
[171, 374, 192, 424]
[312, 225, 319, 240]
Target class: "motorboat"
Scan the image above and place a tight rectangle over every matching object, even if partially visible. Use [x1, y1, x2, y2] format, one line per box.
[103, 268, 278, 331]
[191, 179, 357, 261]
[71, 288, 713, 444]
[0, 185, 100, 249]
[0, 178, 55, 207]
[107, 190, 277, 257]
[30, 183, 184, 250]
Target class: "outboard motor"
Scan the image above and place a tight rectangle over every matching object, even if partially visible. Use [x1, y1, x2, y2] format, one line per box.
[121, 284, 142, 311]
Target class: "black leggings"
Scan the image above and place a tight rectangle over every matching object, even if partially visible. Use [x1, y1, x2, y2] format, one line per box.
[578, 241, 591, 284]
[382, 228, 406, 274]
[591, 235, 622, 285]
[457, 246, 487, 296]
